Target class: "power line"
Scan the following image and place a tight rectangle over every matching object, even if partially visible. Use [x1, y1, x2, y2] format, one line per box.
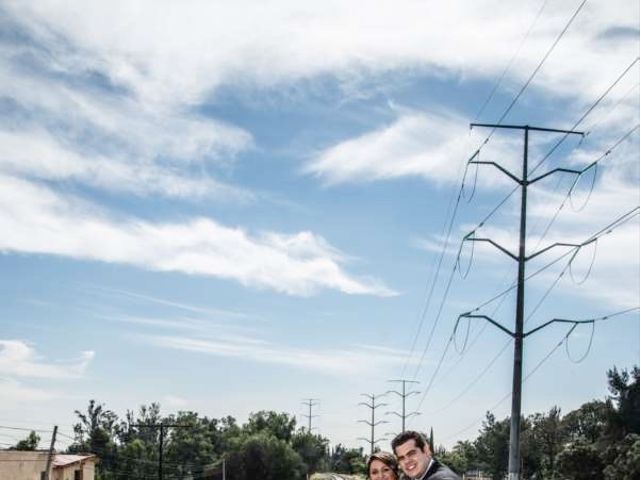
[417, 205, 638, 412]
[473, 0, 549, 123]
[441, 307, 638, 442]
[465, 56, 639, 239]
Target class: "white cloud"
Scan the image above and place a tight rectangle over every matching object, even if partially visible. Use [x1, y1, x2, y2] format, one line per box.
[0, 340, 94, 379]
[163, 395, 189, 409]
[0, 128, 252, 201]
[0, 378, 59, 404]
[144, 335, 409, 376]
[0, 175, 395, 297]
[306, 108, 524, 186]
[6, 0, 636, 105]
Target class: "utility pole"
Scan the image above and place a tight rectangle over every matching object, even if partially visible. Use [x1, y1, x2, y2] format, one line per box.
[301, 399, 320, 432]
[43, 425, 57, 480]
[357, 393, 388, 454]
[130, 423, 191, 480]
[386, 379, 420, 432]
[461, 123, 583, 480]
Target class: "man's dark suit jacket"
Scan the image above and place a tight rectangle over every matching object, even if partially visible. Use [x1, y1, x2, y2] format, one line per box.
[402, 459, 461, 480]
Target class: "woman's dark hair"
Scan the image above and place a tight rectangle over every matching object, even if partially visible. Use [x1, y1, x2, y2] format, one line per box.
[367, 451, 398, 478]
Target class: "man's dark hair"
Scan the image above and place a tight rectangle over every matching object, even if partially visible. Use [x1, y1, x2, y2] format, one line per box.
[391, 430, 429, 453]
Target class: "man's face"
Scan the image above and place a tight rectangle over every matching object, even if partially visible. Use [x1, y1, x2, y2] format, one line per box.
[394, 438, 431, 479]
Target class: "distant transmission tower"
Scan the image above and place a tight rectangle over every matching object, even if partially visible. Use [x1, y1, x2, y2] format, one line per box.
[357, 393, 388, 454]
[301, 398, 320, 432]
[386, 379, 420, 432]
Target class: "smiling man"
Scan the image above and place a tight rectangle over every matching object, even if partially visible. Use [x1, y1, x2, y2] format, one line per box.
[391, 431, 460, 480]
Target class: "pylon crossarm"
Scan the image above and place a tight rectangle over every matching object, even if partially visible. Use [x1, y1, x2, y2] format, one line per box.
[358, 420, 374, 426]
[526, 242, 583, 261]
[524, 318, 594, 337]
[458, 313, 515, 337]
[405, 412, 421, 418]
[385, 412, 403, 418]
[528, 167, 584, 185]
[469, 160, 521, 184]
[471, 123, 584, 135]
[466, 237, 518, 261]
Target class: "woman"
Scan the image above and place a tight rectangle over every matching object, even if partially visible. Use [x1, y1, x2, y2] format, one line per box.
[367, 451, 399, 480]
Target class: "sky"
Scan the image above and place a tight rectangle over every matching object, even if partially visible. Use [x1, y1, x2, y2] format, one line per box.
[0, 0, 638, 455]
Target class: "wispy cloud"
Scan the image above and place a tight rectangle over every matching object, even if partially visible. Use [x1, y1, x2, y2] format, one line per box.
[143, 334, 410, 376]
[6, 1, 636, 104]
[85, 285, 255, 320]
[0, 377, 59, 404]
[0, 175, 395, 297]
[0, 10, 254, 202]
[306, 108, 528, 186]
[0, 340, 94, 379]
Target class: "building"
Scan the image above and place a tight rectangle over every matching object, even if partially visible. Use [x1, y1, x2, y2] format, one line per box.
[0, 450, 97, 480]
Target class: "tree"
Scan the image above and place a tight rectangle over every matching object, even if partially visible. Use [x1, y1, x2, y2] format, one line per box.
[474, 412, 510, 480]
[71, 400, 119, 477]
[528, 406, 564, 478]
[438, 441, 476, 474]
[244, 411, 297, 442]
[562, 400, 609, 443]
[225, 432, 307, 480]
[602, 433, 640, 480]
[164, 412, 217, 479]
[291, 431, 329, 474]
[14, 431, 40, 450]
[607, 366, 640, 439]
[556, 441, 604, 480]
[328, 444, 366, 475]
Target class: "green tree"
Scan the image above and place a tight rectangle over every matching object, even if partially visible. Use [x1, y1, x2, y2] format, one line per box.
[226, 432, 307, 480]
[328, 444, 366, 475]
[562, 400, 609, 443]
[164, 411, 217, 479]
[70, 400, 119, 478]
[556, 441, 604, 480]
[602, 433, 640, 480]
[244, 411, 297, 442]
[474, 412, 510, 480]
[528, 406, 564, 478]
[291, 431, 329, 474]
[14, 431, 40, 450]
[606, 366, 640, 439]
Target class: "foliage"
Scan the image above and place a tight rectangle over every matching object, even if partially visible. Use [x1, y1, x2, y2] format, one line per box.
[328, 444, 366, 475]
[226, 432, 307, 480]
[556, 440, 604, 480]
[291, 431, 329, 474]
[473, 412, 510, 480]
[62, 364, 638, 480]
[602, 433, 640, 480]
[244, 410, 297, 442]
[13, 431, 40, 450]
[432, 365, 639, 480]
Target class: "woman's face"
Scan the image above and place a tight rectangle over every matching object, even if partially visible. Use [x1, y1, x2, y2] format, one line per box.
[369, 459, 396, 480]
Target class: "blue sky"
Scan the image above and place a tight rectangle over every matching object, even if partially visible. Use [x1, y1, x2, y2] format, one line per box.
[0, 0, 638, 453]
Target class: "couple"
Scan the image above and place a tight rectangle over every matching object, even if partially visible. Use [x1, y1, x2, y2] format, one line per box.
[367, 431, 460, 480]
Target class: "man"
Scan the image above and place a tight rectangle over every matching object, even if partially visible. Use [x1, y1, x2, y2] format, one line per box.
[391, 430, 460, 480]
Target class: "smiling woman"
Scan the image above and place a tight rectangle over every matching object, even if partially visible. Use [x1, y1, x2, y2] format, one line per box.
[367, 451, 398, 480]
